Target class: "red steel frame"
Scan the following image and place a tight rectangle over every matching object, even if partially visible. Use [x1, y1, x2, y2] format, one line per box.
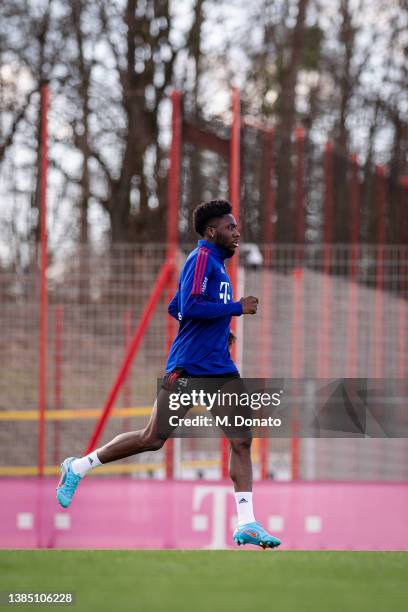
[374, 165, 386, 379]
[259, 126, 275, 480]
[400, 177, 408, 295]
[295, 128, 305, 255]
[121, 308, 133, 466]
[398, 177, 408, 383]
[221, 87, 241, 479]
[290, 127, 306, 481]
[318, 141, 334, 379]
[346, 154, 360, 377]
[38, 82, 49, 477]
[261, 128, 275, 249]
[53, 305, 63, 465]
[164, 90, 182, 478]
[122, 309, 133, 414]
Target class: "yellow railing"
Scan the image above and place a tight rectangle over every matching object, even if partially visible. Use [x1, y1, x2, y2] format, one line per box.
[0, 407, 151, 421]
[0, 405, 260, 475]
[0, 459, 221, 476]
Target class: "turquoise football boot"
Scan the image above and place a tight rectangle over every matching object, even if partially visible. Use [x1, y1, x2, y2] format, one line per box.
[56, 457, 82, 508]
[233, 522, 281, 549]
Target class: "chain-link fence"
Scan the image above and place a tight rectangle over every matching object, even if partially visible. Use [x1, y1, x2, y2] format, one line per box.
[1, 242, 407, 480]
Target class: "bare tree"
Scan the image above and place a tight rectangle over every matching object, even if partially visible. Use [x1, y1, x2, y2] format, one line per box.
[1, 0, 407, 259]
[275, 0, 310, 243]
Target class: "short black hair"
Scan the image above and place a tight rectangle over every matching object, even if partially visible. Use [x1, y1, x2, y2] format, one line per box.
[193, 199, 232, 236]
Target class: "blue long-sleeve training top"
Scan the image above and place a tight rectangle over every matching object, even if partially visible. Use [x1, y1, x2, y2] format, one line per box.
[166, 239, 243, 375]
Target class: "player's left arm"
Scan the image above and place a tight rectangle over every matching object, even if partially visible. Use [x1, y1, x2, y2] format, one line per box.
[228, 331, 236, 346]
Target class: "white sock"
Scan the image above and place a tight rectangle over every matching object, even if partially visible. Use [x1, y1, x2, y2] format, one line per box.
[71, 451, 102, 477]
[235, 492, 256, 526]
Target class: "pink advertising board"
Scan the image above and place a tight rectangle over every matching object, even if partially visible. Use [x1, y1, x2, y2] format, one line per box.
[1, 479, 407, 550]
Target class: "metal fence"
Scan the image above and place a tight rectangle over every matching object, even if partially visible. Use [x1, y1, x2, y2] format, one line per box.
[1, 243, 407, 480]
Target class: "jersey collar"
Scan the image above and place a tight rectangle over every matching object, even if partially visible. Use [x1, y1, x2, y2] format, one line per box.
[198, 239, 230, 261]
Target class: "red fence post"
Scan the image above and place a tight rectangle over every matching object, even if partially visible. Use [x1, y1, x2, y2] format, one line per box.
[38, 82, 49, 477]
[323, 141, 333, 267]
[290, 267, 304, 481]
[350, 154, 360, 251]
[346, 154, 360, 377]
[229, 87, 241, 278]
[318, 141, 334, 379]
[295, 127, 305, 251]
[262, 128, 275, 247]
[165, 90, 182, 479]
[399, 177, 408, 244]
[122, 309, 132, 411]
[120, 309, 133, 475]
[289, 128, 306, 481]
[398, 177, 408, 380]
[167, 91, 182, 256]
[399, 177, 408, 294]
[53, 305, 63, 466]
[259, 127, 275, 479]
[374, 165, 386, 378]
[221, 86, 241, 479]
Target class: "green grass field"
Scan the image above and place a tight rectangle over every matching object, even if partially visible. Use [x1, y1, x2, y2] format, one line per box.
[0, 551, 407, 612]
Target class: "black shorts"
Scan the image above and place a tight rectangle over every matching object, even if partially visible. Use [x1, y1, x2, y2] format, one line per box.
[158, 367, 251, 439]
[162, 367, 241, 393]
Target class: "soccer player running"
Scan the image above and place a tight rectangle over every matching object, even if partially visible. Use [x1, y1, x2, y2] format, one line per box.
[56, 199, 281, 549]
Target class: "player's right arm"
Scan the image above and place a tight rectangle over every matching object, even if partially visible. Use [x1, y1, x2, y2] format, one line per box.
[180, 250, 258, 319]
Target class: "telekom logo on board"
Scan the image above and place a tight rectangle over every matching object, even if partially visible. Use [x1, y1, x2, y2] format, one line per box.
[192, 485, 233, 549]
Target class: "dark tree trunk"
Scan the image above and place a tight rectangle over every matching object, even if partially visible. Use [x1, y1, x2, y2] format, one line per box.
[275, 0, 309, 243]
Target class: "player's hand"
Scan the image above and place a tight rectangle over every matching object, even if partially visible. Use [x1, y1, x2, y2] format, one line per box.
[240, 296, 259, 314]
[228, 331, 236, 346]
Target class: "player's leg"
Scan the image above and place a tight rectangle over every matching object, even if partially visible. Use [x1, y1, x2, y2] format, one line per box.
[212, 376, 279, 547]
[92, 370, 191, 465]
[95, 396, 166, 463]
[229, 436, 281, 549]
[229, 436, 255, 524]
[209, 376, 257, 528]
[56, 386, 175, 508]
[229, 436, 252, 492]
